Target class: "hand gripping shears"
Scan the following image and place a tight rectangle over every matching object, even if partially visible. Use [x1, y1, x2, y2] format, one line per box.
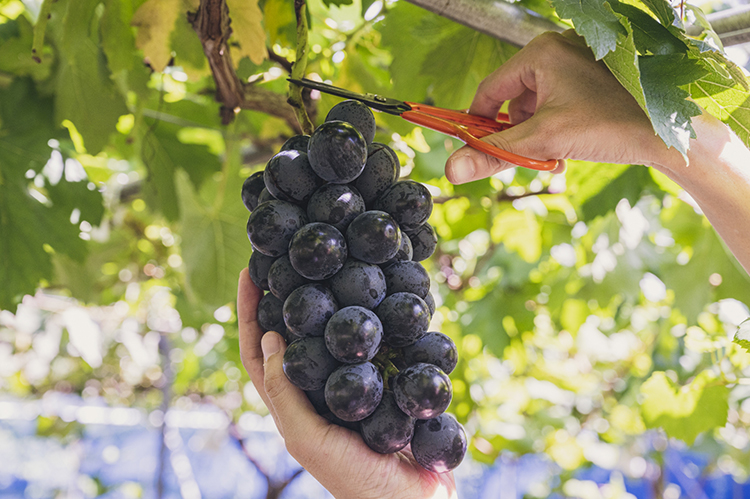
[288, 78, 557, 171]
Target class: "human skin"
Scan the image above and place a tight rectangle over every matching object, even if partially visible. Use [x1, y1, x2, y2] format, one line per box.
[238, 268, 457, 499]
[239, 31, 750, 499]
[446, 31, 750, 275]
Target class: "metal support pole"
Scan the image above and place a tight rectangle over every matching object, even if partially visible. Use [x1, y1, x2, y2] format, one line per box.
[402, 0, 563, 48]
[706, 6, 750, 46]
[404, 0, 750, 48]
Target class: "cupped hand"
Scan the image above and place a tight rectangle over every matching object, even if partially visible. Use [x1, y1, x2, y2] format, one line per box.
[446, 31, 682, 183]
[237, 268, 457, 499]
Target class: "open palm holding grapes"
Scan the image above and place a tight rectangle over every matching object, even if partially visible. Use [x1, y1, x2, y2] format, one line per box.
[239, 94, 462, 498]
[238, 29, 750, 498]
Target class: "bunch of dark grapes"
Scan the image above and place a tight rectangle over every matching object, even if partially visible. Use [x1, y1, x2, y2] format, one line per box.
[242, 100, 465, 473]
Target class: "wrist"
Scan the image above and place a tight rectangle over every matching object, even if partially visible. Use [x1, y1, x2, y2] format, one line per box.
[651, 110, 740, 188]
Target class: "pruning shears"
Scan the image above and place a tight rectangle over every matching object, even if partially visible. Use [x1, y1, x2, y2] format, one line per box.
[288, 77, 557, 171]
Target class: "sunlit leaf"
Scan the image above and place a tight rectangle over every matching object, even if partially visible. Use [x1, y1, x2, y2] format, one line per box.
[226, 0, 266, 65]
[640, 370, 728, 445]
[131, 0, 181, 72]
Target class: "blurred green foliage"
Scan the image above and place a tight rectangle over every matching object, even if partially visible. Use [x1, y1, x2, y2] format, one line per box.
[1, 0, 750, 495]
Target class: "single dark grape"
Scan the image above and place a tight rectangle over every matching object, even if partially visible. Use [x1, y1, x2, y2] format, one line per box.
[264, 150, 323, 204]
[247, 251, 277, 291]
[308, 121, 367, 183]
[289, 223, 348, 280]
[258, 293, 285, 333]
[325, 306, 383, 363]
[328, 259, 387, 309]
[382, 260, 430, 298]
[355, 142, 400, 207]
[346, 211, 402, 264]
[305, 388, 360, 431]
[374, 180, 433, 231]
[325, 100, 376, 144]
[381, 230, 413, 267]
[283, 284, 339, 338]
[402, 332, 458, 374]
[241, 171, 266, 211]
[375, 292, 430, 347]
[325, 362, 383, 422]
[306, 184, 365, 233]
[305, 386, 329, 415]
[424, 292, 436, 317]
[246, 200, 307, 257]
[407, 223, 438, 262]
[268, 254, 310, 301]
[282, 337, 340, 391]
[393, 362, 452, 420]
[361, 391, 415, 454]
[258, 187, 275, 204]
[412, 413, 466, 473]
[280, 134, 310, 153]
[277, 327, 296, 345]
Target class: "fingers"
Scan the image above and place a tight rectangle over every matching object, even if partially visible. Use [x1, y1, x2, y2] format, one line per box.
[446, 117, 565, 184]
[469, 49, 534, 119]
[237, 268, 271, 409]
[261, 330, 328, 448]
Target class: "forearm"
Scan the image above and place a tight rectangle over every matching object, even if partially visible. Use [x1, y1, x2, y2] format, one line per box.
[655, 111, 750, 274]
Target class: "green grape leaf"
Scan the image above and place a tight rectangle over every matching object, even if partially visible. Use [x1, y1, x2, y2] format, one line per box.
[580, 165, 656, 221]
[640, 370, 728, 445]
[380, 2, 517, 110]
[566, 162, 658, 221]
[226, 0, 267, 65]
[638, 0, 681, 28]
[462, 281, 535, 358]
[549, 0, 626, 60]
[420, 24, 518, 110]
[491, 208, 542, 263]
[661, 203, 750, 322]
[177, 162, 249, 307]
[139, 122, 222, 221]
[378, 2, 442, 103]
[54, 0, 128, 155]
[101, 0, 151, 98]
[263, 0, 296, 47]
[131, 0, 181, 72]
[566, 161, 629, 210]
[701, 50, 749, 91]
[0, 78, 64, 174]
[608, 2, 685, 56]
[155, 126, 223, 190]
[0, 16, 52, 80]
[734, 319, 750, 354]
[170, 5, 208, 75]
[46, 179, 105, 227]
[638, 53, 707, 157]
[602, 12, 647, 113]
[689, 72, 750, 150]
[101, 0, 138, 75]
[0, 178, 87, 310]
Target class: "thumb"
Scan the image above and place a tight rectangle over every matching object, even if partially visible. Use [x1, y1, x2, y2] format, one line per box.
[446, 118, 565, 184]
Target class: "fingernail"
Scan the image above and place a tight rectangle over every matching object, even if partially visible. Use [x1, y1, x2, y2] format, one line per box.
[261, 332, 281, 362]
[450, 155, 475, 184]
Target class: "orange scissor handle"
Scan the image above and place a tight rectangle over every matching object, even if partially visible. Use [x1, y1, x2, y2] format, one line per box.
[402, 103, 558, 172]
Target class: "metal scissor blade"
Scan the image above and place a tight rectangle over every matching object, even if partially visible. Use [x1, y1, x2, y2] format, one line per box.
[288, 78, 410, 114]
